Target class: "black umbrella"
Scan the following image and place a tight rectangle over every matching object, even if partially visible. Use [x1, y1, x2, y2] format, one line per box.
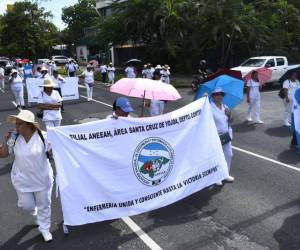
[279, 66, 300, 84]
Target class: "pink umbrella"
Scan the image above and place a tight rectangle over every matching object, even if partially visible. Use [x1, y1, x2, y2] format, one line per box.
[110, 78, 181, 116]
[243, 67, 272, 85]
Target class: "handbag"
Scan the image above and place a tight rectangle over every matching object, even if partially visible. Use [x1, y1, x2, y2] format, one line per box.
[219, 132, 231, 145]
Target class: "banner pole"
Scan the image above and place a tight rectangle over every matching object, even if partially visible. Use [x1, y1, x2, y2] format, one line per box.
[140, 90, 146, 117]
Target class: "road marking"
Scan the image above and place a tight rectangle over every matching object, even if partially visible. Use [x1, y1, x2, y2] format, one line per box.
[232, 146, 300, 172]
[79, 94, 162, 249]
[80, 95, 113, 108]
[122, 217, 162, 250]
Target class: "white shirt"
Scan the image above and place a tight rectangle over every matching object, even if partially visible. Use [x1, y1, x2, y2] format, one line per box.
[125, 66, 136, 78]
[283, 79, 300, 99]
[144, 69, 153, 79]
[11, 131, 53, 192]
[211, 102, 232, 136]
[9, 74, 23, 86]
[66, 63, 76, 73]
[107, 66, 115, 74]
[100, 65, 107, 73]
[52, 75, 65, 88]
[40, 73, 51, 80]
[160, 69, 170, 83]
[83, 70, 94, 83]
[106, 112, 132, 119]
[246, 79, 260, 98]
[38, 90, 63, 121]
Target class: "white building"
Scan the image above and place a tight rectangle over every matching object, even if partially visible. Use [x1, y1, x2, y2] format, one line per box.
[96, 0, 127, 17]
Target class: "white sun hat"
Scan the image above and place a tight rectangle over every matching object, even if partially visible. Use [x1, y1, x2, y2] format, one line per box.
[11, 69, 18, 74]
[7, 110, 40, 129]
[40, 79, 55, 88]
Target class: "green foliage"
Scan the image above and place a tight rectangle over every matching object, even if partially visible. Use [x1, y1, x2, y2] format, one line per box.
[0, 1, 58, 59]
[61, 0, 101, 50]
[95, 0, 300, 71]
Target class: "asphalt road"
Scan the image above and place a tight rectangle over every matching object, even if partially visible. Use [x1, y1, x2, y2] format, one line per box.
[0, 81, 299, 250]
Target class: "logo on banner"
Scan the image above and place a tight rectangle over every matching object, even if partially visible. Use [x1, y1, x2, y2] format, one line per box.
[132, 137, 174, 186]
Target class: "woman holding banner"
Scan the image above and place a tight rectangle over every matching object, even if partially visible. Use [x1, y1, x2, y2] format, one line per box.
[80, 65, 94, 101]
[210, 88, 235, 186]
[37, 79, 63, 128]
[0, 110, 54, 242]
[9, 69, 25, 109]
[52, 70, 65, 112]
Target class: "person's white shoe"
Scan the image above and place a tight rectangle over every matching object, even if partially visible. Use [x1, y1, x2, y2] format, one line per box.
[225, 176, 235, 182]
[246, 116, 252, 122]
[40, 230, 52, 242]
[256, 120, 264, 124]
[215, 181, 223, 186]
[284, 121, 291, 126]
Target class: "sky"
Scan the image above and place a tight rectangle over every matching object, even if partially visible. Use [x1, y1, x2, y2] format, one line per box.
[0, 0, 78, 29]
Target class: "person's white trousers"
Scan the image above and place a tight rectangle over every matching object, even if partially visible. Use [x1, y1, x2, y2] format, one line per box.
[44, 120, 61, 128]
[108, 73, 115, 84]
[150, 100, 165, 116]
[85, 83, 93, 100]
[222, 142, 233, 170]
[283, 99, 293, 124]
[16, 183, 53, 232]
[247, 95, 261, 121]
[11, 86, 25, 106]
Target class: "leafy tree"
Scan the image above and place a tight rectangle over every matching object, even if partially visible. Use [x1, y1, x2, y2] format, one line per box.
[61, 0, 101, 47]
[66, 0, 300, 71]
[0, 0, 58, 59]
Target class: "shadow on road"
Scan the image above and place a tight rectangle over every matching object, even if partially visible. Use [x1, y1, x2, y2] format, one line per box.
[232, 121, 257, 133]
[277, 149, 300, 165]
[141, 186, 222, 232]
[274, 212, 300, 250]
[265, 126, 291, 138]
[0, 220, 140, 250]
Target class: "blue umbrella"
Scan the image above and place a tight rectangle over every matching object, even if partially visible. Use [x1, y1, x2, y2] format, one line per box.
[194, 75, 244, 109]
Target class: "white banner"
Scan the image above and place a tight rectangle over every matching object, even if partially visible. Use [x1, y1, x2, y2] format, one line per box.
[26, 78, 43, 103]
[48, 98, 229, 226]
[26, 77, 79, 102]
[60, 77, 79, 101]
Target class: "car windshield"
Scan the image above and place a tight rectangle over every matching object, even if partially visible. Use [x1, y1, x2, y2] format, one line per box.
[241, 59, 266, 67]
[55, 56, 67, 59]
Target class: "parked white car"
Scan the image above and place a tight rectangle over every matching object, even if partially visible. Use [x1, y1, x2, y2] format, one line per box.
[52, 55, 69, 65]
[231, 56, 300, 83]
[37, 58, 51, 64]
